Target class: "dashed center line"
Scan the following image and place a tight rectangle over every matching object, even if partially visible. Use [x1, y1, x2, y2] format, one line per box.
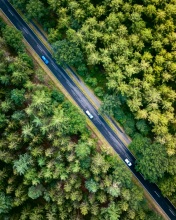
[8, 9, 13, 15]
[169, 209, 176, 216]
[37, 44, 43, 51]
[154, 191, 160, 197]
[23, 27, 28, 33]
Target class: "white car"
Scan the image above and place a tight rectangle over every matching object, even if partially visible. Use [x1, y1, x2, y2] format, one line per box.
[125, 158, 132, 166]
[85, 110, 93, 119]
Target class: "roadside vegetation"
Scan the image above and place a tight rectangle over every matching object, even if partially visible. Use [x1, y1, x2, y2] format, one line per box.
[0, 19, 163, 219]
[9, 0, 176, 206]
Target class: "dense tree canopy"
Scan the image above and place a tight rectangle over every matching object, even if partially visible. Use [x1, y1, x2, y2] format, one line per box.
[8, 0, 176, 206]
[2, 25, 25, 52]
[0, 23, 162, 219]
[53, 39, 84, 68]
[17, 0, 176, 204]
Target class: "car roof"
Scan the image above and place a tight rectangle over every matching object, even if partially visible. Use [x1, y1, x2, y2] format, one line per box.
[86, 110, 93, 118]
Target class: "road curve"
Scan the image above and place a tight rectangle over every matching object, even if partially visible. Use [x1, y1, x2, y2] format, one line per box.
[0, 0, 176, 219]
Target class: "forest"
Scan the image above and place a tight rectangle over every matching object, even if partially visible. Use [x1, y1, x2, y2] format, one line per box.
[9, 0, 176, 206]
[0, 18, 163, 219]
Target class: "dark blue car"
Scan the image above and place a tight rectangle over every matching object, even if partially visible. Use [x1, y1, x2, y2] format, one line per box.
[41, 55, 49, 64]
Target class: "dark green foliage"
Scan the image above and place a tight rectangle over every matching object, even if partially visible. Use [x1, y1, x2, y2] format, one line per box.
[10, 0, 29, 11]
[75, 141, 91, 158]
[0, 113, 7, 129]
[0, 192, 12, 214]
[53, 39, 84, 68]
[11, 88, 25, 106]
[136, 120, 149, 136]
[85, 179, 98, 193]
[94, 86, 104, 98]
[77, 64, 88, 76]
[2, 25, 25, 52]
[26, 0, 45, 20]
[18, 52, 34, 68]
[85, 76, 98, 88]
[51, 89, 65, 103]
[130, 135, 168, 182]
[28, 185, 44, 199]
[63, 102, 87, 134]
[136, 143, 168, 182]
[13, 153, 32, 175]
[0, 18, 5, 33]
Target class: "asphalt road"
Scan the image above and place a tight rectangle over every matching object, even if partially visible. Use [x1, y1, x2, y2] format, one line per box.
[0, 0, 176, 219]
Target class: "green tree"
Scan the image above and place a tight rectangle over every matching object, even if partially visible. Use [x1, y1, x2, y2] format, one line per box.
[10, 0, 29, 11]
[26, 0, 45, 20]
[28, 206, 44, 220]
[51, 89, 64, 103]
[100, 95, 120, 116]
[1, 100, 12, 113]
[0, 192, 12, 214]
[0, 74, 10, 86]
[53, 39, 84, 67]
[0, 6, 168, 218]
[11, 71, 29, 86]
[101, 202, 121, 220]
[28, 185, 44, 199]
[107, 182, 121, 197]
[31, 90, 51, 112]
[0, 113, 7, 129]
[136, 120, 149, 136]
[136, 143, 168, 182]
[13, 153, 32, 175]
[75, 142, 91, 158]
[85, 179, 98, 193]
[64, 103, 86, 134]
[18, 52, 34, 68]
[2, 25, 24, 52]
[10, 89, 25, 106]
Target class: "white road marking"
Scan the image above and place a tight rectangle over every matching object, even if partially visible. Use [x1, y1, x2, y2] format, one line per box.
[70, 88, 80, 99]
[8, 9, 13, 16]
[154, 191, 160, 197]
[51, 62, 57, 69]
[140, 173, 145, 179]
[65, 77, 74, 88]
[23, 27, 28, 33]
[169, 209, 176, 216]
[37, 44, 43, 51]
[94, 117, 102, 124]
[108, 131, 119, 143]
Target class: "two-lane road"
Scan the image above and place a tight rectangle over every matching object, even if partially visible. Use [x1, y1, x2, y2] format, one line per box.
[0, 0, 176, 219]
